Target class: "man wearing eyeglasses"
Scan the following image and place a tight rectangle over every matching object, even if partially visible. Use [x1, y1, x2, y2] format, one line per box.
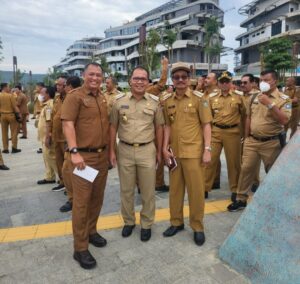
[162, 62, 212, 246]
[205, 71, 246, 203]
[109, 66, 164, 242]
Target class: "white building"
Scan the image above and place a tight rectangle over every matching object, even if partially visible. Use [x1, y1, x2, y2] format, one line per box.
[94, 0, 227, 77]
[235, 0, 300, 75]
[54, 37, 103, 76]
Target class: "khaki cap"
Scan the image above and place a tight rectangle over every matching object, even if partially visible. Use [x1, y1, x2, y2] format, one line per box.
[171, 62, 190, 74]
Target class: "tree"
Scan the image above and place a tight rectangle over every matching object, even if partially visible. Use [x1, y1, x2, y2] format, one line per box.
[204, 17, 222, 73]
[0, 37, 3, 62]
[161, 21, 177, 63]
[144, 29, 161, 77]
[10, 69, 25, 85]
[43, 68, 62, 86]
[260, 37, 293, 80]
[92, 54, 111, 76]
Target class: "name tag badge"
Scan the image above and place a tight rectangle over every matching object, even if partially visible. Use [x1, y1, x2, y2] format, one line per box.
[121, 105, 129, 109]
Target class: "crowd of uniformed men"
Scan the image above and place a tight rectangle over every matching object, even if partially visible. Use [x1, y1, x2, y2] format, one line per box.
[0, 56, 299, 270]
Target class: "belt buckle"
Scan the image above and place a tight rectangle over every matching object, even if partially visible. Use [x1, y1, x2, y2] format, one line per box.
[97, 148, 103, 153]
[133, 143, 140, 147]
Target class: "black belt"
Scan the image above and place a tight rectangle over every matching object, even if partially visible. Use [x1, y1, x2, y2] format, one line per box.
[120, 140, 152, 147]
[292, 105, 298, 109]
[77, 146, 106, 153]
[250, 135, 279, 142]
[213, 123, 238, 129]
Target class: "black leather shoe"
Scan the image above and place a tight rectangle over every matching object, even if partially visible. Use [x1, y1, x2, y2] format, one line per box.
[251, 183, 259, 193]
[122, 225, 135, 237]
[2, 150, 9, 154]
[37, 179, 56, 185]
[155, 185, 169, 192]
[163, 224, 184, 237]
[212, 182, 220, 190]
[205, 191, 209, 199]
[89, 233, 107, 247]
[11, 148, 21, 153]
[141, 228, 151, 242]
[0, 165, 9, 170]
[59, 201, 72, 212]
[194, 232, 205, 246]
[37, 148, 42, 154]
[19, 136, 27, 139]
[73, 250, 96, 269]
[231, 193, 237, 202]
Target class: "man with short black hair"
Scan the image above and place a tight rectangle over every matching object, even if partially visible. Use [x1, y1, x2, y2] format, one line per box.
[15, 84, 28, 139]
[228, 70, 291, 211]
[62, 63, 109, 269]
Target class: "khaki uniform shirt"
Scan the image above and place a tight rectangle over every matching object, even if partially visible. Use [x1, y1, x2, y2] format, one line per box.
[163, 88, 212, 159]
[34, 91, 42, 114]
[0, 92, 17, 114]
[17, 92, 28, 115]
[38, 99, 53, 142]
[146, 70, 168, 96]
[248, 88, 292, 137]
[51, 94, 66, 143]
[61, 85, 109, 149]
[284, 86, 300, 108]
[104, 88, 120, 116]
[110, 92, 164, 144]
[209, 90, 245, 126]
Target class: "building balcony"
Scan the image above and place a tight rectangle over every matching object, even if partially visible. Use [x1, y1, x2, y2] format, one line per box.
[64, 64, 85, 71]
[106, 56, 126, 63]
[67, 48, 96, 55]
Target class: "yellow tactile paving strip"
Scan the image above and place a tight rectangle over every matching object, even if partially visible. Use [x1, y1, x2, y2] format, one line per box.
[0, 199, 231, 244]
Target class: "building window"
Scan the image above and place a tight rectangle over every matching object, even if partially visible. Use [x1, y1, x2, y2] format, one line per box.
[271, 21, 282, 36]
[290, 7, 294, 12]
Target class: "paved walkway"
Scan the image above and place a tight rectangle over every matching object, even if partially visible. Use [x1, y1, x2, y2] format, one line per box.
[0, 121, 252, 283]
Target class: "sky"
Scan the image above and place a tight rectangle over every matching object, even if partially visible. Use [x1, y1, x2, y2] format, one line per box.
[0, 0, 251, 74]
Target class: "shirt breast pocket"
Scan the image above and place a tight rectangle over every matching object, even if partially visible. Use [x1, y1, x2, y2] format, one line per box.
[167, 108, 176, 123]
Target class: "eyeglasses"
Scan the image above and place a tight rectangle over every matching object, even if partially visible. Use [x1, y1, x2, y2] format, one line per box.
[172, 75, 189, 81]
[132, 77, 148, 83]
[240, 81, 249, 85]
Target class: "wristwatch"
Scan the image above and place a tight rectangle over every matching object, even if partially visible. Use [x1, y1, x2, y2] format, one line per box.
[267, 102, 276, 110]
[205, 146, 212, 152]
[69, 147, 78, 154]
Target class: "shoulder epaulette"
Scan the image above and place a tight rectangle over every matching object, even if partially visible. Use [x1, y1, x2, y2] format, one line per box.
[234, 90, 244, 96]
[280, 94, 289, 100]
[249, 90, 260, 96]
[149, 94, 159, 102]
[115, 93, 126, 100]
[209, 92, 218, 98]
[193, 91, 204, 98]
[161, 93, 172, 101]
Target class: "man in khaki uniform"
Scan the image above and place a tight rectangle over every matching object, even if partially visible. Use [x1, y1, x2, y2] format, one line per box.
[109, 66, 164, 242]
[37, 86, 58, 185]
[240, 74, 261, 192]
[60, 76, 82, 213]
[162, 62, 212, 246]
[228, 70, 291, 211]
[46, 76, 67, 192]
[284, 77, 300, 138]
[0, 83, 21, 153]
[33, 82, 44, 119]
[62, 63, 109, 270]
[205, 71, 245, 202]
[203, 73, 222, 194]
[104, 76, 120, 116]
[15, 85, 28, 139]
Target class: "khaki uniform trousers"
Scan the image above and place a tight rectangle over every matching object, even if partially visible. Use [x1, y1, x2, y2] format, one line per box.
[155, 159, 165, 187]
[237, 137, 281, 202]
[285, 107, 299, 138]
[117, 142, 156, 229]
[20, 114, 27, 137]
[169, 158, 205, 232]
[42, 142, 58, 181]
[54, 141, 65, 185]
[1, 114, 18, 150]
[71, 151, 108, 251]
[62, 152, 73, 203]
[205, 126, 241, 193]
[0, 150, 4, 165]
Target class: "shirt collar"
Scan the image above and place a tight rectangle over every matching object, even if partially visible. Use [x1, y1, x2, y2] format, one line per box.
[82, 84, 101, 97]
[269, 88, 280, 99]
[174, 88, 192, 99]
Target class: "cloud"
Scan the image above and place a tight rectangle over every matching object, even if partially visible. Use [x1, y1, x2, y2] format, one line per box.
[0, 0, 250, 73]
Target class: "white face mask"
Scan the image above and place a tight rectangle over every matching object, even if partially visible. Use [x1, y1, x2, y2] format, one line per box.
[259, 81, 271, 93]
[38, 94, 44, 102]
